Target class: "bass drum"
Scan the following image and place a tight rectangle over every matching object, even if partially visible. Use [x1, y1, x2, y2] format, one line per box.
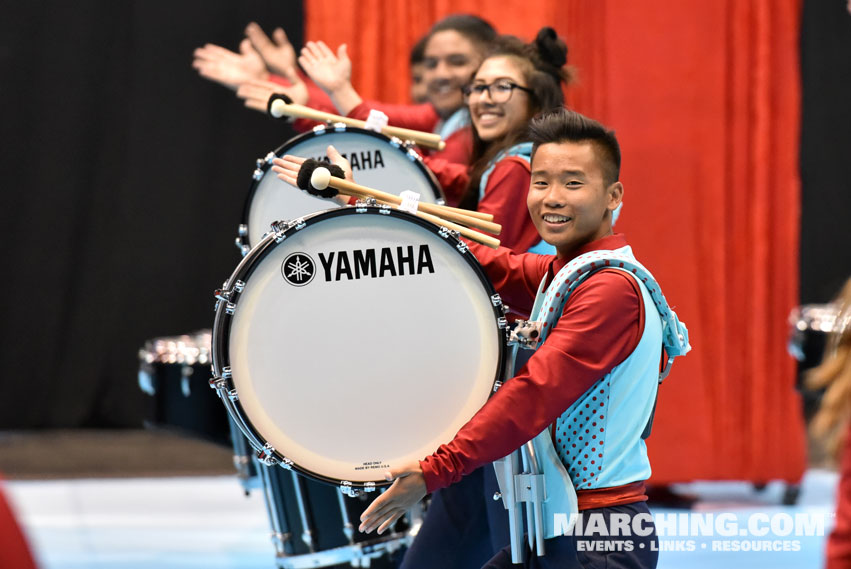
[211, 206, 505, 489]
[237, 125, 445, 253]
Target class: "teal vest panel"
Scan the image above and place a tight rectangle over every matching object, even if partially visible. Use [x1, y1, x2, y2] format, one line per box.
[521, 245, 690, 538]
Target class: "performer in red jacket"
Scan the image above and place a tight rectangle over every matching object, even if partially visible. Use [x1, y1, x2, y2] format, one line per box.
[355, 108, 687, 568]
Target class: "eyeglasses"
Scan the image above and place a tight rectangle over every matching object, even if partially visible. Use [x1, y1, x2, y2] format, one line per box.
[462, 80, 533, 103]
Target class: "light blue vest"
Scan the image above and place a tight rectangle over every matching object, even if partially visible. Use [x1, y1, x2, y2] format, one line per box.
[436, 108, 470, 140]
[518, 245, 690, 538]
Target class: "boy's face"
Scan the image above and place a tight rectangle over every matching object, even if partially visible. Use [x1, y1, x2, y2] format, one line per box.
[423, 31, 481, 119]
[527, 141, 623, 258]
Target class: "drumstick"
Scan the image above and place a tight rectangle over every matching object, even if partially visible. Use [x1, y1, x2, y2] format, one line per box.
[308, 169, 503, 236]
[310, 169, 501, 249]
[269, 98, 446, 151]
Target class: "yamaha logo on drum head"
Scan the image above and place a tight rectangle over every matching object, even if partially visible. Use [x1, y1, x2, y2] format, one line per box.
[281, 253, 316, 286]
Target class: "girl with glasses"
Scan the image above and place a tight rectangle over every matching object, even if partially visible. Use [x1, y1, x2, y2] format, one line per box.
[439, 27, 572, 256]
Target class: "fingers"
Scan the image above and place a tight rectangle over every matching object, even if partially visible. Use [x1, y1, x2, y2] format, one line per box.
[245, 22, 272, 49]
[377, 510, 405, 535]
[358, 491, 397, 532]
[337, 43, 349, 63]
[236, 82, 274, 111]
[272, 27, 290, 47]
[281, 154, 306, 166]
[271, 158, 299, 186]
[244, 98, 267, 113]
[194, 43, 239, 62]
[300, 42, 322, 66]
[271, 155, 307, 186]
[325, 145, 352, 179]
[359, 499, 405, 535]
[239, 38, 258, 57]
[316, 40, 335, 59]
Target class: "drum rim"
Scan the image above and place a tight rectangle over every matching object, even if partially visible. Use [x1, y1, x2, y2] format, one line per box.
[212, 205, 506, 490]
[239, 125, 446, 250]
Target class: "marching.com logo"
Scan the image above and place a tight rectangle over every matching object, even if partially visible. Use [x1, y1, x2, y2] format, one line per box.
[551, 512, 829, 553]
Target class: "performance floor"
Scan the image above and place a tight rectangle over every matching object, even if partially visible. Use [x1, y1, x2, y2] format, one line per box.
[6, 469, 837, 569]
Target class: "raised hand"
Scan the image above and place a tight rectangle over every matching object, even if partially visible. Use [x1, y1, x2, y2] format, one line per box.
[298, 41, 352, 95]
[245, 22, 298, 79]
[192, 39, 267, 90]
[237, 78, 308, 113]
[272, 145, 352, 206]
[358, 462, 427, 535]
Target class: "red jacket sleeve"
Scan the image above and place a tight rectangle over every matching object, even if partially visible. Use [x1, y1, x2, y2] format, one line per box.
[347, 101, 440, 132]
[419, 270, 644, 493]
[464, 242, 550, 318]
[477, 157, 540, 253]
[430, 127, 472, 166]
[423, 156, 470, 207]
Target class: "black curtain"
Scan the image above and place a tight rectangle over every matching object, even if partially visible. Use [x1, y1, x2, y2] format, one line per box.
[800, 1, 851, 305]
[0, 1, 304, 427]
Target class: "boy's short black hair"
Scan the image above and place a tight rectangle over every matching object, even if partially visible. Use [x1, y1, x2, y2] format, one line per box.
[528, 108, 621, 186]
[428, 14, 497, 50]
[410, 36, 427, 66]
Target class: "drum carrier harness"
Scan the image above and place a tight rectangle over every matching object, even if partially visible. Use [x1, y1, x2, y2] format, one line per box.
[494, 246, 690, 563]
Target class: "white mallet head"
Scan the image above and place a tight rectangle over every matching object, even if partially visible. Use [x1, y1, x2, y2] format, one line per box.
[270, 98, 287, 119]
[310, 166, 332, 191]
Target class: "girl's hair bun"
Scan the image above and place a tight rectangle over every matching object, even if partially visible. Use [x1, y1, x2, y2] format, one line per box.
[534, 26, 567, 69]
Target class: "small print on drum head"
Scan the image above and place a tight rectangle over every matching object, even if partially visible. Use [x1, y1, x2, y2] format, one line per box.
[281, 252, 316, 286]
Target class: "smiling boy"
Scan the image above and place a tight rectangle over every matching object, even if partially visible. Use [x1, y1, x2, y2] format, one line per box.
[358, 108, 686, 568]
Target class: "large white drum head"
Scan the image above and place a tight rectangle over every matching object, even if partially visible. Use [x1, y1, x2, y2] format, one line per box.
[228, 212, 500, 483]
[247, 129, 441, 247]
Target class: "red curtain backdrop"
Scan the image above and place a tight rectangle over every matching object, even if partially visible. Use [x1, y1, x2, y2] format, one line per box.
[305, 1, 805, 484]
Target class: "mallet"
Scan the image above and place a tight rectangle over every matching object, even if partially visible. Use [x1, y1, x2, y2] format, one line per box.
[269, 96, 446, 151]
[307, 165, 501, 249]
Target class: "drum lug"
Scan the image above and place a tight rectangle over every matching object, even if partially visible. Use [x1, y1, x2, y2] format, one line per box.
[363, 481, 376, 493]
[222, 366, 232, 379]
[389, 136, 403, 148]
[264, 151, 276, 165]
[455, 240, 468, 254]
[332, 121, 346, 132]
[252, 168, 263, 181]
[215, 281, 243, 305]
[378, 204, 391, 215]
[208, 376, 227, 391]
[497, 317, 508, 329]
[312, 124, 328, 135]
[257, 443, 278, 466]
[279, 456, 294, 470]
[340, 481, 361, 497]
[355, 197, 378, 212]
[238, 224, 248, 237]
[491, 293, 504, 309]
[405, 148, 420, 162]
[234, 235, 250, 256]
[438, 226, 463, 244]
